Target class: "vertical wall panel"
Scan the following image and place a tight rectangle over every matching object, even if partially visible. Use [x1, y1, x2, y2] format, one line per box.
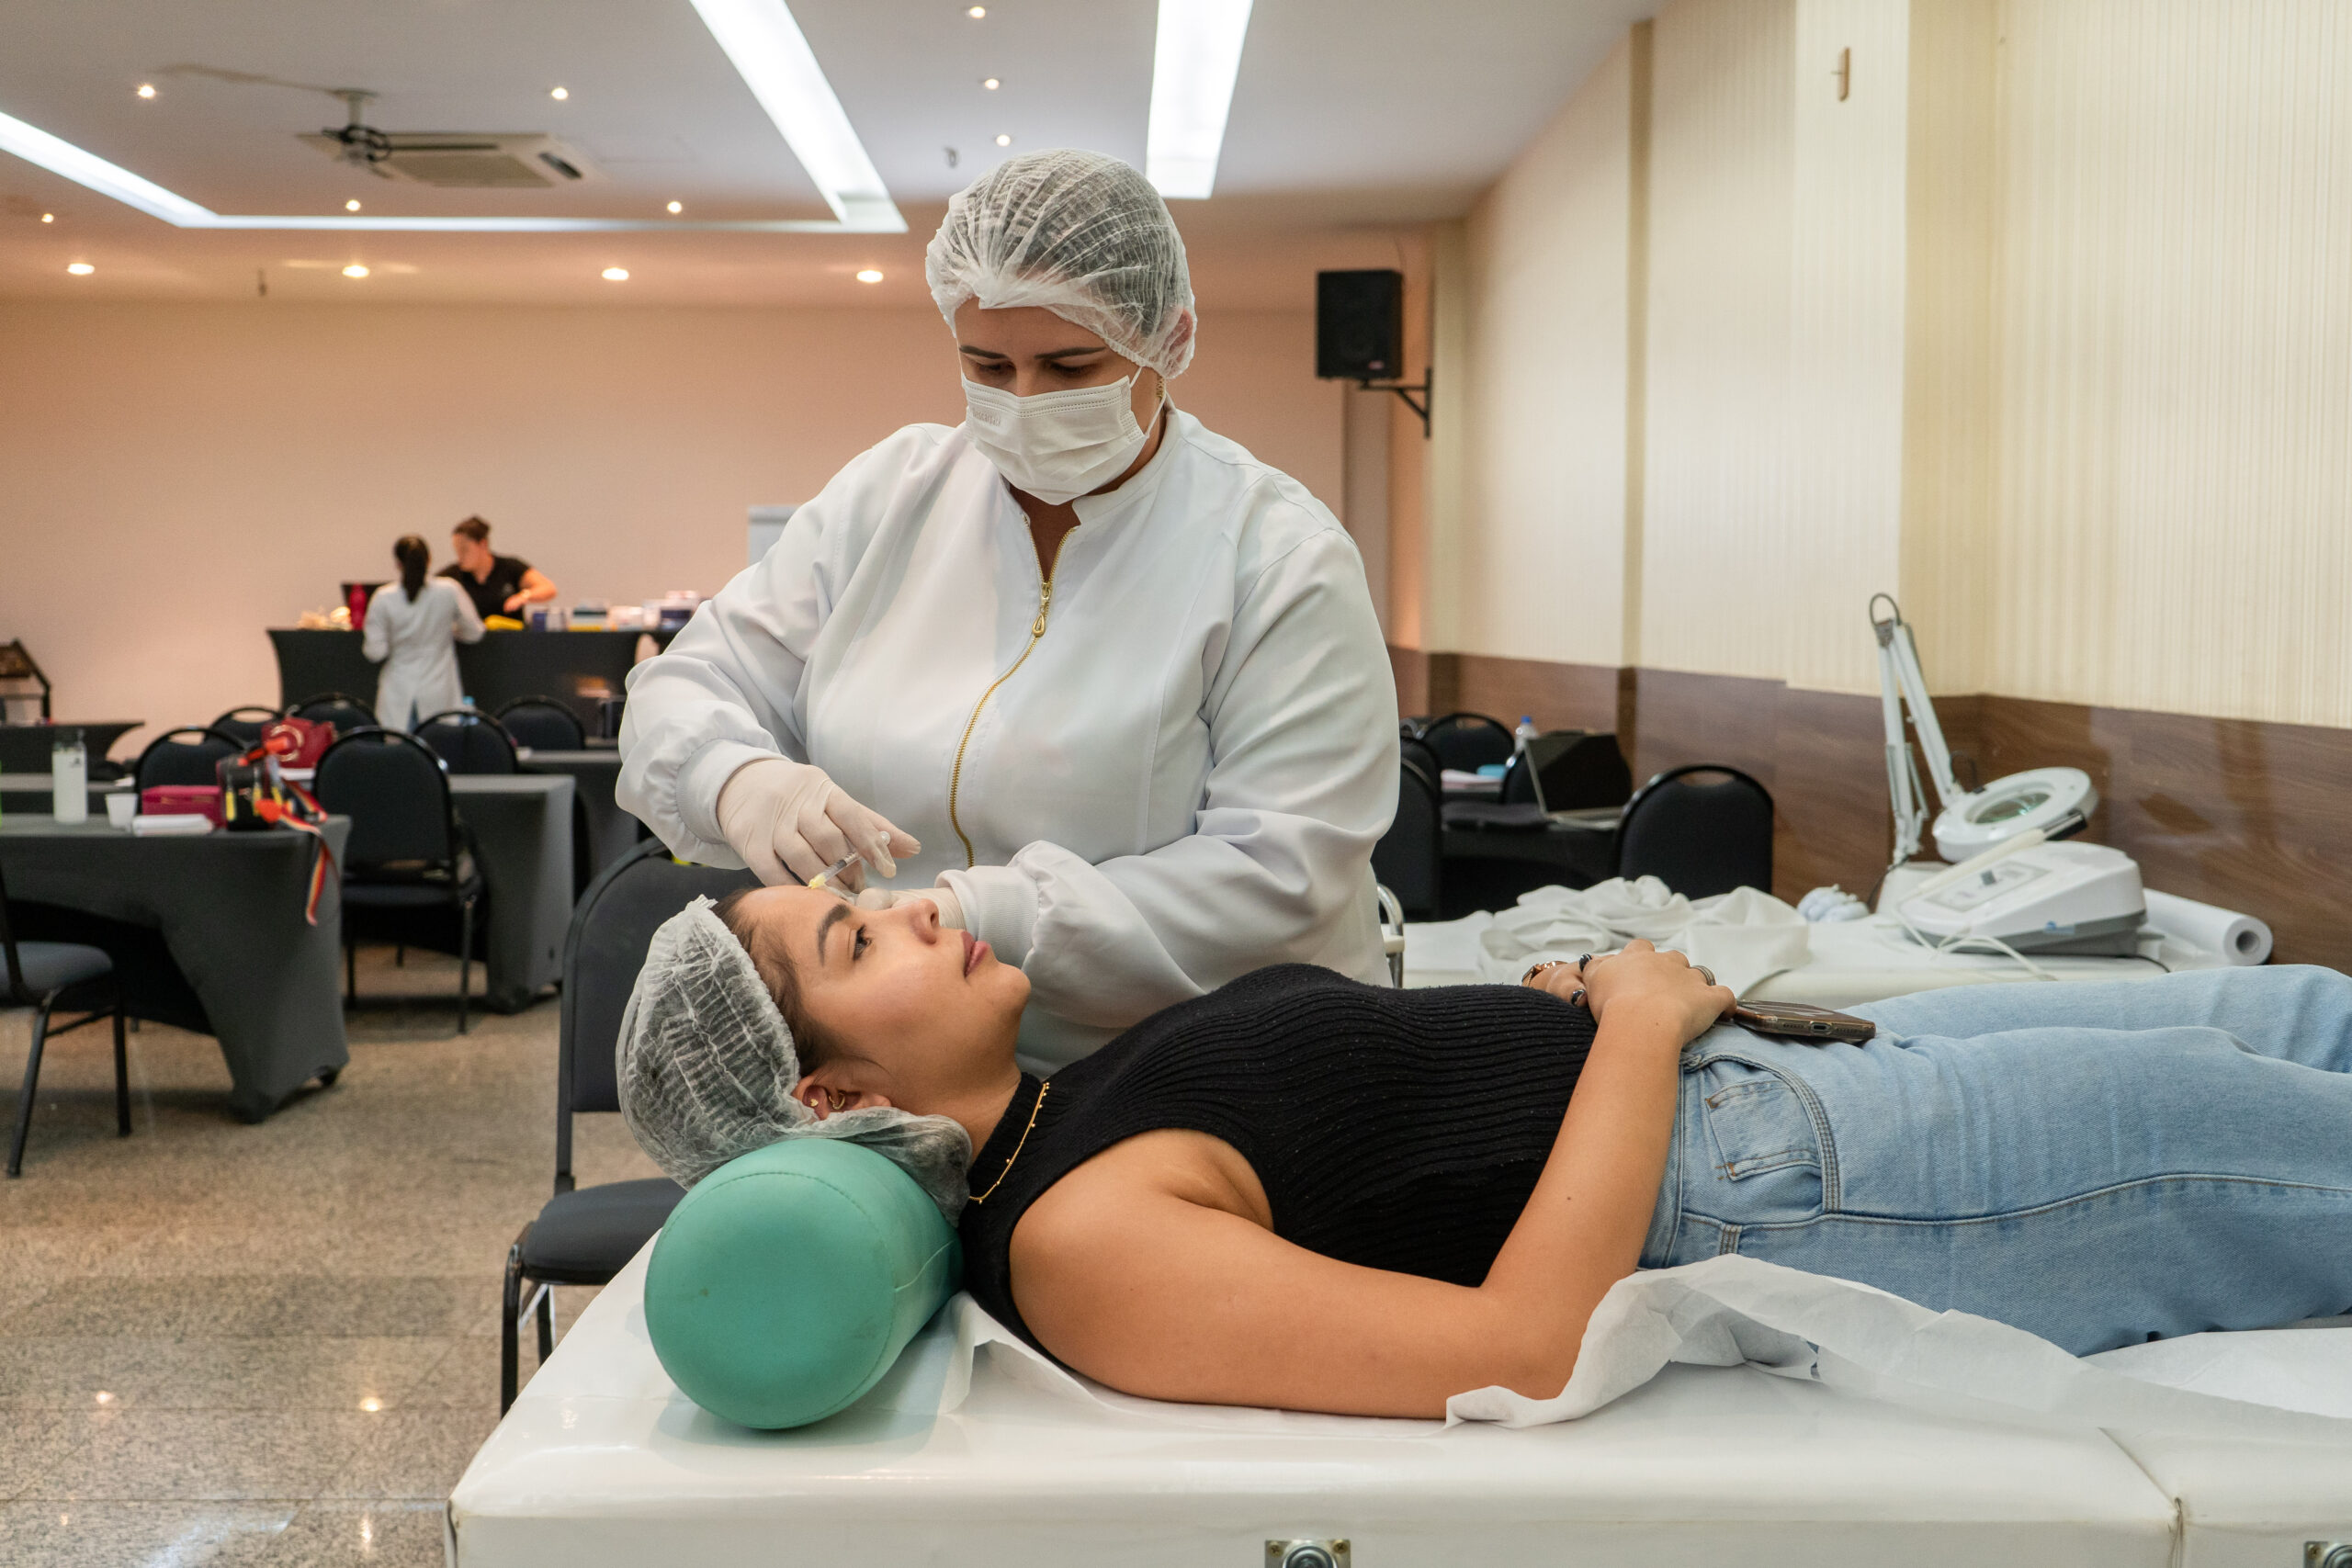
[1783, 0, 1912, 693]
[1457, 39, 1637, 669]
[1988, 0, 2352, 724]
[1639, 0, 1798, 681]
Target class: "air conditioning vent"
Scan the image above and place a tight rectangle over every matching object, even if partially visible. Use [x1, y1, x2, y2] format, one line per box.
[299, 132, 601, 187]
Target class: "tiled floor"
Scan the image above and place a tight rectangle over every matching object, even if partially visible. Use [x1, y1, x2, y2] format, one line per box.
[1, 945, 661, 1566]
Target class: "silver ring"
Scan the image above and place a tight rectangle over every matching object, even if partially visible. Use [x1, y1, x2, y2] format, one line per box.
[1695, 964, 1716, 987]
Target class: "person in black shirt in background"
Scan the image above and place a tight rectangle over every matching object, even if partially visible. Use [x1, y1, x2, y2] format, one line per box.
[440, 515, 558, 621]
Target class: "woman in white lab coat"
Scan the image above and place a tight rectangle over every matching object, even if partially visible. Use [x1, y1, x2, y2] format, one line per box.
[619, 150, 1397, 1068]
[363, 534, 484, 730]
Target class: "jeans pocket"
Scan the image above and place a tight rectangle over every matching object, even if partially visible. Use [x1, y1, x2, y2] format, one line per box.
[1689, 1057, 1827, 1228]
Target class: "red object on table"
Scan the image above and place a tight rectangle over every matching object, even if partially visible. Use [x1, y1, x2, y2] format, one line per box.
[141, 784, 223, 825]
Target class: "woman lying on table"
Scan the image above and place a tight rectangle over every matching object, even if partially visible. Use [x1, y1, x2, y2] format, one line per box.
[616, 886, 2352, 1419]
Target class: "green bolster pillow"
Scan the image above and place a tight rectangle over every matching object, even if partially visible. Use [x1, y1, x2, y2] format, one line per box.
[643, 1138, 960, 1429]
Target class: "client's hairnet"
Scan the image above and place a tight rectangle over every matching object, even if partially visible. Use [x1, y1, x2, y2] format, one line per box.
[925, 149, 1197, 378]
[616, 897, 973, 1220]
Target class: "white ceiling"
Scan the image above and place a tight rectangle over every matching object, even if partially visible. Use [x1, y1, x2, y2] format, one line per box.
[0, 0, 1653, 306]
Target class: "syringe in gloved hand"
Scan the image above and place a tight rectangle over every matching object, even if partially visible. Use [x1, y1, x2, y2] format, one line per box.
[805, 852, 863, 894]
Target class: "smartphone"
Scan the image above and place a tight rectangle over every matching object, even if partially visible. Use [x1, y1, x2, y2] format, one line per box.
[1726, 999, 1876, 1044]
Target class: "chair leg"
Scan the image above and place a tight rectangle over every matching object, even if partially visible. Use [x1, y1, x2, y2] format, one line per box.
[345, 941, 356, 1004]
[112, 1005, 130, 1137]
[501, 1232, 526, 1414]
[536, 1284, 556, 1361]
[8, 996, 56, 1179]
[457, 895, 474, 1035]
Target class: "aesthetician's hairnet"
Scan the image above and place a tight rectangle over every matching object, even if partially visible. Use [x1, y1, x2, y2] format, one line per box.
[616, 897, 974, 1220]
[925, 149, 1197, 378]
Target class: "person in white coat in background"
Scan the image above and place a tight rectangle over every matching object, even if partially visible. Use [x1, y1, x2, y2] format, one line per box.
[363, 534, 484, 731]
[619, 149, 1397, 1069]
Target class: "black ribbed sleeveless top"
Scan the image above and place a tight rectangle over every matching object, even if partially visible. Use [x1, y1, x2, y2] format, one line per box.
[958, 964, 1597, 1353]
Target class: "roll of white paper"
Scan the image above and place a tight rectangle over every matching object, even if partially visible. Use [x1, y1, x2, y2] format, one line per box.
[2143, 888, 2272, 965]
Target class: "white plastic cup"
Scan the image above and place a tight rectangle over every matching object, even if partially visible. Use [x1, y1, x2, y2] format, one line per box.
[106, 791, 138, 829]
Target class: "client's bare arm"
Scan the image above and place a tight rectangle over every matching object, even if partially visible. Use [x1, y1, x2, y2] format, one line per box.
[1010, 942, 1727, 1418]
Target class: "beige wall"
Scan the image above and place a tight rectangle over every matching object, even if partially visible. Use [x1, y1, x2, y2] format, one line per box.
[1457, 36, 1638, 671]
[1424, 0, 2352, 728]
[0, 301, 1339, 753]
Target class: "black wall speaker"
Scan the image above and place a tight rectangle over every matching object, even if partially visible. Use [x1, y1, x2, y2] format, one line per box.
[1317, 269, 1404, 381]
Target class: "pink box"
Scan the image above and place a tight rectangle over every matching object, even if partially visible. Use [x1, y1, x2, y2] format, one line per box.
[141, 785, 223, 826]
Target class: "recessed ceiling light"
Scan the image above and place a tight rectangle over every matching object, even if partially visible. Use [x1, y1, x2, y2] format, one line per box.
[343, 263, 369, 278]
[855, 267, 883, 283]
[967, 6, 986, 16]
[994, 133, 1012, 146]
[65, 262, 93, 275]
[602, 265, 629, 281]
[345, 199, 361, 212]
[94, 1390, 115, 1402]
[666, 199, 683, 214]
[982, 77, 1000, 89]
[549, 85, 570, 100]
[40, 211, 54, 222]
[135, 84, 156, 99]
[357, 1396, 384, 1412]
[1146, 0, 1254, 198]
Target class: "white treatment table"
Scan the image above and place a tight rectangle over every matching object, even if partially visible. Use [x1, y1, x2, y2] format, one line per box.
[447, 1249, 2352, 1568]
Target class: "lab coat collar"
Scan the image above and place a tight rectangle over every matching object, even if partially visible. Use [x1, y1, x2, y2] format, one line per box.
[1068, 404, 1191, 528]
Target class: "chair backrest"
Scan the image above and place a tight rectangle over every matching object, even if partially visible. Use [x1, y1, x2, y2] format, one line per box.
[209, 705, 283, 747]
[0, 857, 28, 1003]
[291, 692, 378, 736]
[314, 728, 459, 869]
[415, 709, 518, 775]
[1614, 764, 1775, 899]
[133, 727, 243, 792]
[557, 839, 758, 1185]
[494, 696, 586, 752]
[1371, 756, 1443, 920]
[1423, 712, 1515, 773]
[1506, 731, 1633, 811]
[1400, 732, 1442, 786]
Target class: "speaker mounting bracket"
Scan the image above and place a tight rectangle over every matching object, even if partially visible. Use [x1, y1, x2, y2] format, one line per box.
[1355, 367, 1431, 437]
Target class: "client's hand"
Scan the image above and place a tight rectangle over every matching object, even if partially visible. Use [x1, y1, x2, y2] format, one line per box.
[1578, 940, 1732, 1044]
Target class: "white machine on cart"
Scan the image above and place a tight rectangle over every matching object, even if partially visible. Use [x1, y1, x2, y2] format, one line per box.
[1871, 596, 2144, 957]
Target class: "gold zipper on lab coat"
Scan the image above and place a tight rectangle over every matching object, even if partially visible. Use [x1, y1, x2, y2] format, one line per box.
[947, 560, 1054, 866]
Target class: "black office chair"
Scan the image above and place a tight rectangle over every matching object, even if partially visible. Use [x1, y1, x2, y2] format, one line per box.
[1400, 731, 1442, 788]
[1527, 732, 1633, 811]
[1613, 764, 1775, 899]
[315, 728, 486, 1032]
[2, 859, 128, 1178]
[502, 838, 752, 1410]
[494, 696, 586, 753]
[415, 709, 518, 775]
[131, 727, 243, 792]
[1421, 712, 1515, 774]
[209, 705, 283, 749]
[291, 692, 378, 738]
[1372, 756, 1443, 920]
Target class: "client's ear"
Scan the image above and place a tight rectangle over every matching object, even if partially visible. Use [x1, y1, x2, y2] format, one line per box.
[792, 1071, 894, 1120]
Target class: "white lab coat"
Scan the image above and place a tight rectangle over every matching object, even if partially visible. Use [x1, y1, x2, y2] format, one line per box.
[363, 578, 484, 730]
[619, 412, 1398, 1068]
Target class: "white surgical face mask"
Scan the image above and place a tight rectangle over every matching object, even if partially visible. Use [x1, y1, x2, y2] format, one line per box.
[961, 371, 1161, 506]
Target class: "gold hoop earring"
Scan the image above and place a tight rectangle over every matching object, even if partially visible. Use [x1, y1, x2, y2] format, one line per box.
[825, 1088, 851, 1113]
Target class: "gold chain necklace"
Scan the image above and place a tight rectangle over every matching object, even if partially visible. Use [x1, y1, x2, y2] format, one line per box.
[967, 1081, 1049, 1205]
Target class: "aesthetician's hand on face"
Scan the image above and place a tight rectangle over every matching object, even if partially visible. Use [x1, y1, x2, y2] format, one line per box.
[1577, 940, 1735, 1045]
[715, 758, 920, 890]
[852, 886, 964, 930]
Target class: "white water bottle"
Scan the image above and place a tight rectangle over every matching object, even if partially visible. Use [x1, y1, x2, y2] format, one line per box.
[1513, 715, 1539, 754]
[51, 728, 88, 825]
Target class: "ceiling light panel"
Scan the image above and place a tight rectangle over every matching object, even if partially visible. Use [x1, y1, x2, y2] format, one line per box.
[686, 0, 901, 231]
[1146, 0, 1254, 199]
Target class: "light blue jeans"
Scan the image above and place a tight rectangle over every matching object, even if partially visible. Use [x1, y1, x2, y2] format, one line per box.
[1638, 965, 2352, 1354]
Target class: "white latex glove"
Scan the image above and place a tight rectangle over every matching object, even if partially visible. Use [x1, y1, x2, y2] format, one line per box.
[852, 886, 965, 929]
[714, 757, 918, 888]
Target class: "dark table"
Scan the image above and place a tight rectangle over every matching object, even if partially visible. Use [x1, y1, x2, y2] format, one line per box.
[514, 749, 641, 883]
[1442, 807, 1622, 888]
[0, 816, 349, 1122]
[448, 775, 573, 1011]
[270, 629, 649, 729]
